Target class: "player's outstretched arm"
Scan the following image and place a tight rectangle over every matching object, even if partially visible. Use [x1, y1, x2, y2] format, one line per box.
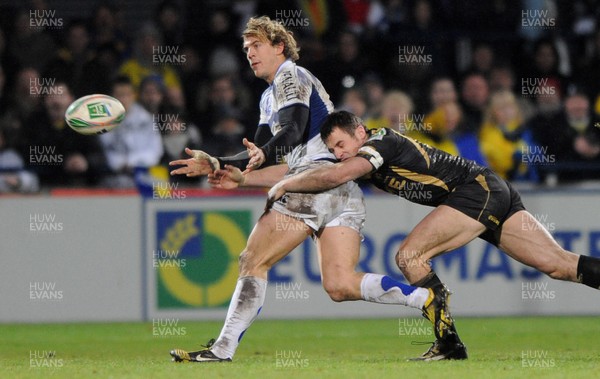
[206, 105, 309, 174]
[267, 157, 373, 202]
[244, 105, 309, 172]
[242, 138, 265, 173]
[208, 164, 289, 189]
[169, 148, 220, 177]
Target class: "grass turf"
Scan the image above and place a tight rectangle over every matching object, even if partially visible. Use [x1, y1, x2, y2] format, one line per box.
[1, 316, 599, 379]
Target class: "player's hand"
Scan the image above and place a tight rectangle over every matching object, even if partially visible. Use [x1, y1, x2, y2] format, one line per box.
[208, 165, 245, 189]
[169, 148, 220, 177]
[265, 180, 287, 210]
[243, 138, 265, 173]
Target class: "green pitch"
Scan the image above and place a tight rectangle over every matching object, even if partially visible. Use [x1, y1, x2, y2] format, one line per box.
[1, 316, 599, 379]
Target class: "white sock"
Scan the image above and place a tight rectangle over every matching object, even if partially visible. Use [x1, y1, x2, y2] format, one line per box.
[211, 276, 267, 359]
[360, 273, 430, 309]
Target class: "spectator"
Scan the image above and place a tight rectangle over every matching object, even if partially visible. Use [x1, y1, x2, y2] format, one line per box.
[365, 90, 413, 132]
[89, 3, 128, 60]
[203, 9, 242, 78]
[455, 71, 505, 165]
[44, 20, 111, 97]
[408, 101, 462, 156]
[374, 0, 411, 35]
[0, 26, 18, 91]
[87, 41, 123, 95]
[339, 88, 369, 120]
[429, 77, 458, 110]
[195, 74, 254, 138]
[458, 72, 489, 134]
[256, 0, 347, 42]
[6, 8, 56, 73]
[202, 112, 246, 159]
[489, 65, 536, 122]
[401, 0, 453, 80]
[155, 0, 185, 47]
[158, 106, 202, 185]
[479, 90, 539, 181]
[177, 45, 204, 120]
[0, 126, 38, 193]
[0, 65, 6, 113]
[530, 89, 600, 182]
[578, 30, 600, 111]
[489, 65, 514, 93]
[99, 76, 163, 188]
[118, 23, 182, 92]
[2, 67, 44, 143]
[386, 55, 434, 112]
[138, 75, 165, 115]
[361, 72, 386, 119]
[531, 77, 564, 116]
[463, 43, 495, 78]
[341, 0, 373, 34]
[520, 38, 569, 99]
[318, 29, 370, 104]
[20, 81, 107, 187]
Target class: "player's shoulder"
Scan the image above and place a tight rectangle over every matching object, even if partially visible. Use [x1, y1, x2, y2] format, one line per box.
[273, 60, 297, 84]
[273, 60, 313, 88]
[361, 127, 408, 162]
[366, 127, 403, 144]
[367, 127, 388, 141]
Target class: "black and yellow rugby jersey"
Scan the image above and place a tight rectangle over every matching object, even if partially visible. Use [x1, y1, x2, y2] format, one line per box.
[357, 128, 487, 206]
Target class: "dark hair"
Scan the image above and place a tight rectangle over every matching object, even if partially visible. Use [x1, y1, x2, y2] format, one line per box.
[140, 75, 166, 92]
[320, 111, 364, 141]
[113, 75, 133, 88]
[66, 19, 89, 33]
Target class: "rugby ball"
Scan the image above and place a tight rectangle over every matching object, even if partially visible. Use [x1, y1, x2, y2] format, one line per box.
[65, 94, 126, 135]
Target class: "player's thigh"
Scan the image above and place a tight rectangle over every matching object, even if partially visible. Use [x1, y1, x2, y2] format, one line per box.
[316, 226, 363, 298]
[497, 210, 578, 276]
[399, 205, 486, 261]
[241, 210, 311, 276]
[316, 226, 362, 278]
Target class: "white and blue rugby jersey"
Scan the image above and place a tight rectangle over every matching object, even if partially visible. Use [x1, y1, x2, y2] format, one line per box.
[258, 60, 335, 168]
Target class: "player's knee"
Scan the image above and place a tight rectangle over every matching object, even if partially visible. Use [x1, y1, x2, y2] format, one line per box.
[539, 249, 573, 281]
[395, 248, 426, 271]
[238, 249, 266, 276]
[545, 265, 570, 281]
[238, 250, 251, 275]
[395, 250, 409, 268]
[322, 280, 352, 302]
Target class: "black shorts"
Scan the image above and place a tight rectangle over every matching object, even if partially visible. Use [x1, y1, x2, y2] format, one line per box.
[443, 169, 526, 246]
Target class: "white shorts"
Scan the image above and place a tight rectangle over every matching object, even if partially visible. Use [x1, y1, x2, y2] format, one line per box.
[271, 160, 366, 233]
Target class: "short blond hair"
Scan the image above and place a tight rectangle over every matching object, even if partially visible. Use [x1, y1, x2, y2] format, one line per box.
[485, 90, 522, 125]
[242, 16, 300, 61]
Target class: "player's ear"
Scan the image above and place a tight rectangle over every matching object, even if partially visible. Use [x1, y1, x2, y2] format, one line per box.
[274, 42, 285, 55]
[356, 124, 366, 139]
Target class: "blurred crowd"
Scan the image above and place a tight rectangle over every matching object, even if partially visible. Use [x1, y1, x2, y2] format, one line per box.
[1, 0, 600, 193]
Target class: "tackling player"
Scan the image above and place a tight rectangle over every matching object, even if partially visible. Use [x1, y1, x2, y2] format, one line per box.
[260, 110, 600, 359]
[168, 17, 454, 363]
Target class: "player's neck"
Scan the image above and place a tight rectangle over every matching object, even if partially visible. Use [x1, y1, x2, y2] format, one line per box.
[265, 57, 289, 84]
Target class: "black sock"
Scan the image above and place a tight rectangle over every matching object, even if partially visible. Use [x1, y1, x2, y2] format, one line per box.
[411, 271, 464, 344]
[577, 255, 600, 290]
[410, 271, 442, 288]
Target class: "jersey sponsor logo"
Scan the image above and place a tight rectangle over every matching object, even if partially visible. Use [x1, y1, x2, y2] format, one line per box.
[368, 128, 387, 141]
[155, 210, 251, 308]
[279, 70, 298, 102]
